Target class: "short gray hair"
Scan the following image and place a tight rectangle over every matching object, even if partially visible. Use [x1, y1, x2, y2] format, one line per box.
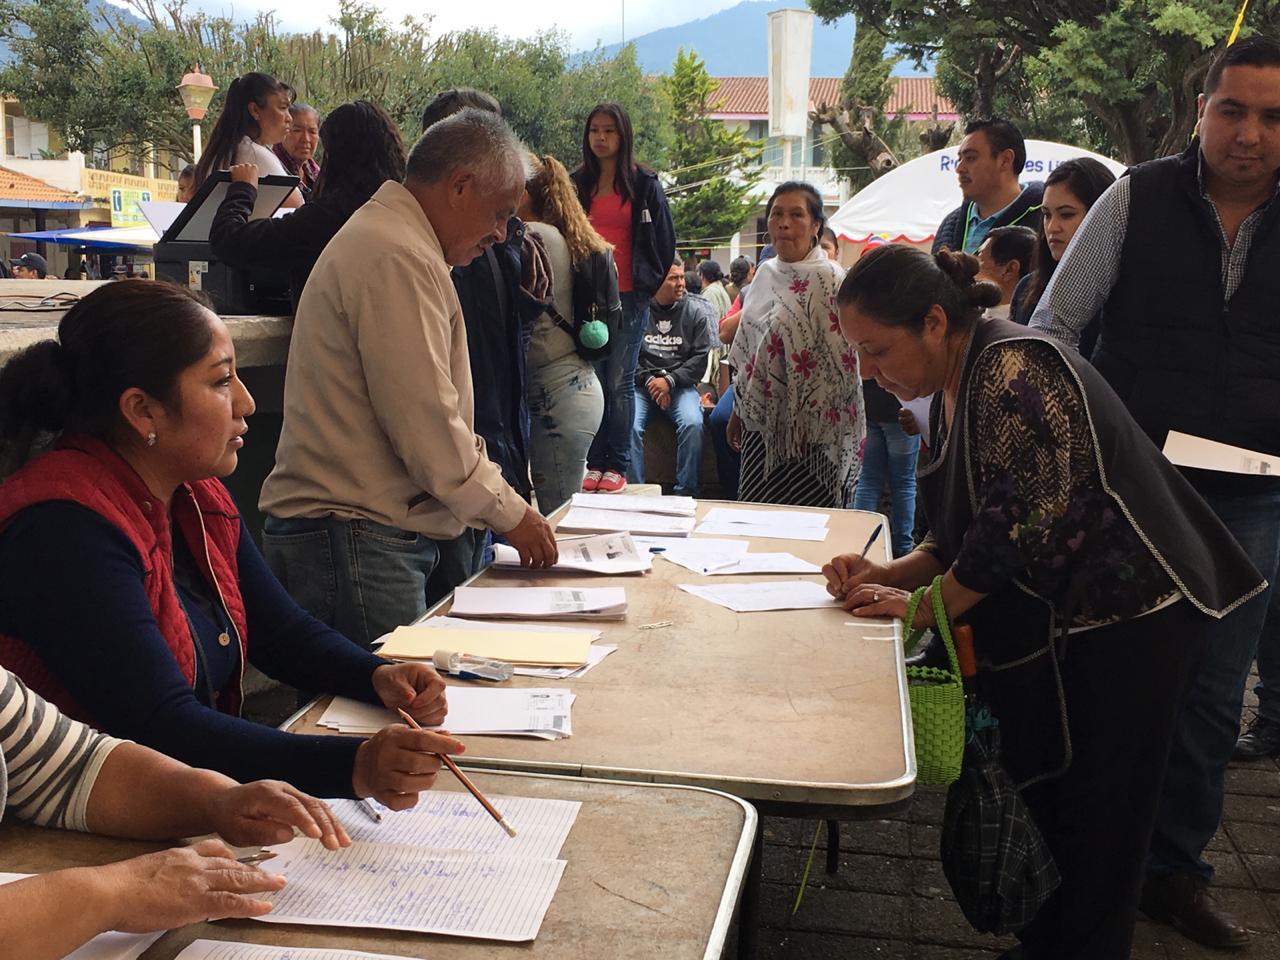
[288, 102, 318, 120]
[405, 107, 526, 192]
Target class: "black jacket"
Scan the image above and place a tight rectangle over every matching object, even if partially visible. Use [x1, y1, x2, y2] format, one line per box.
[571, 166, 676, 301]
[209, 181, 369, 310]
[932, 182, 1044, 255]
[635, 295, 713, 390]
[451, 217, 543, 502]
[1094, 140, 1280, 496]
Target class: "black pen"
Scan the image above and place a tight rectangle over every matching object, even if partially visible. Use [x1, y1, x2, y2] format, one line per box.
[858, 522, 884, 561]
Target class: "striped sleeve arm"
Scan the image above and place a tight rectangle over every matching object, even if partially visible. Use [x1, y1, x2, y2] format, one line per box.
[0, 668, 124, 831]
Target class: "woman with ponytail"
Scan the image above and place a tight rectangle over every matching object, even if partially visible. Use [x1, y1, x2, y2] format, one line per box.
[211, 100, 406, 309]
[0, 281, 463, 808]
[520, 153, 614, 510]
[822, 244, 1263, 959]
[191, 72, 303, 208]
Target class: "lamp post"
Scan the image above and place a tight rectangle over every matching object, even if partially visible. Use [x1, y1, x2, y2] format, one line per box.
[176, 67, 217, 162]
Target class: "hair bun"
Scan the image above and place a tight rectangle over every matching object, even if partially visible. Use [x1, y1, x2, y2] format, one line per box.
[0, 339, 74, 441]
[934, 248, 1003, 312]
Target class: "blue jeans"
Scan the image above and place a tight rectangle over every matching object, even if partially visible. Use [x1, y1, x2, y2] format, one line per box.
[528, 353, 604, 514]
[852, 420, 921, 557]
[587, 293, 648, 474]
[1250, 586, 1280, 724]
[628, 384, 705, 496]
[708, 385, 740, 499]
[1147, 489, 1280, 879]
[262, 515, 484, 650]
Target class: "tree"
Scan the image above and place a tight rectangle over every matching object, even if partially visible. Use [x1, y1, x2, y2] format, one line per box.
[809, 0, 1280, 164]
[662, 49, 761, 254]
[0, 0, 670, 172]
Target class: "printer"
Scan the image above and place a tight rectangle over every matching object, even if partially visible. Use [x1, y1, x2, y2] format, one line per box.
[153, 171, 299, 315]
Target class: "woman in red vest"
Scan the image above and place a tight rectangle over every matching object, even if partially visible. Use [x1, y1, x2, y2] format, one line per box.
[0, 280, 463, 807]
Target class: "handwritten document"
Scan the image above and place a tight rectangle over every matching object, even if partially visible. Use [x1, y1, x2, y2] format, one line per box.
[176, 943, 415, 960]
[326, 792, 579, 858]
[258, 837, 567, 941]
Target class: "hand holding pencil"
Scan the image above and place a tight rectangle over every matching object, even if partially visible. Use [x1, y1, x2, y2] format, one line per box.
[351, 718, 466, 812]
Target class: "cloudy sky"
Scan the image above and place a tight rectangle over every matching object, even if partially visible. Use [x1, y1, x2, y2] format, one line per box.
[132, 0, 749, 51]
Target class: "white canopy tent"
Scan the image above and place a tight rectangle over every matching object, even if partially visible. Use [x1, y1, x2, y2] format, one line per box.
[828, 139, 1127, 245]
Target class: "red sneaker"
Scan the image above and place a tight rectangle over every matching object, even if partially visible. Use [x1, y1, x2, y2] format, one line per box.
[596, 470, 627, 493]
[582, 469, 603, 492]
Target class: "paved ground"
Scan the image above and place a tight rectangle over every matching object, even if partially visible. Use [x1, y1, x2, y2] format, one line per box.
[246, 679, 1280, 959]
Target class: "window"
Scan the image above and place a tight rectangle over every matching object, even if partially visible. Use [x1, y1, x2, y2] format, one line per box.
[4, 115, 13, 159]
[747, 119, 768, 141]
[811, 121, 827, 167]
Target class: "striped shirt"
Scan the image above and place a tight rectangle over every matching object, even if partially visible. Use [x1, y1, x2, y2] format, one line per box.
[0, 667, 122, 831]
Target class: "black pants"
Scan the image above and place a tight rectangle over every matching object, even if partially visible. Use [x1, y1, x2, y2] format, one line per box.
[980, 601, 1204, 959]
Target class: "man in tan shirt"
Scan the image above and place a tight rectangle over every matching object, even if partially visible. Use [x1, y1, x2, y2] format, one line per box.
[260, 108, 557, 647]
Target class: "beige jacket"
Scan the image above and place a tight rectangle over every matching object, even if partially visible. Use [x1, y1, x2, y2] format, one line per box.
[260, 180, 527, 539]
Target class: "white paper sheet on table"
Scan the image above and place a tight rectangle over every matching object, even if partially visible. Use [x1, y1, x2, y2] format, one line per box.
[257, 836, 566, 941]
[494, 532, 651, 574]
[318, 687, 574, 738]
[325, 792, 580, 858]
[176, 942, 418, 960]
[558, 506, 696, 536]
[451, 585, 627, 620]
[679, 580, 841, 612]
[0, 875, 162, 960]
[694, 519, 830, 542]
[698, 553, 822, 575]
[701, 507, 830, 528]
[901, 395, 934, 448]
[515, 643, 618, 678]
[570, 492, 697, 515]
[1163, 430, 1280, 476]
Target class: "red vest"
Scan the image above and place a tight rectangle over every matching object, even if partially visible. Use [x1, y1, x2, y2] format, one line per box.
[0, 434, 248, 723]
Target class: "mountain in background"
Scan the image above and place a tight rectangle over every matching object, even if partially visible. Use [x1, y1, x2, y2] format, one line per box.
[584, 0, 929, 77]
[0, 0, 148, 63]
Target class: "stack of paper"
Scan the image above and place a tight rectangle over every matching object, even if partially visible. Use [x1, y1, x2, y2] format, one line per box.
[694, 507, 831, 542]
[698, 553, 822, 575]
[247, 792, 580, 942]
[381, 624, 592, 666]
[319, 687, 575, 739]
[571, 492, 697, 515]
[451, 586, 627, 621]
[558, 505, 697, 536]
[0, 876, 162, 959]
[177, 944, 418, 960]
[409, 617, 615, 679]
[679, 580, 841, 612]
[494, 531, 652, 575]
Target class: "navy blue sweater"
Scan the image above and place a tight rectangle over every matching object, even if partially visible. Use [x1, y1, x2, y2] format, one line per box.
[0, 502, 389, 798]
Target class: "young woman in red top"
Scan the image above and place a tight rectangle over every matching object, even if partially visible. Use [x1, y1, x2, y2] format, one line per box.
[571, 103, 676, 494]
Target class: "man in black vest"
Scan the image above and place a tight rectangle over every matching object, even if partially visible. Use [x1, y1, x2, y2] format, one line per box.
[1032, 36, 1280, 949]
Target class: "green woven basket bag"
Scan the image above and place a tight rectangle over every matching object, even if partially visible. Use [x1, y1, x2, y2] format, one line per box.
[903, 576, 965, 786]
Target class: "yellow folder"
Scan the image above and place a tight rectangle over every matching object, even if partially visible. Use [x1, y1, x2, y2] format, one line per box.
[379, 625, 592, 667]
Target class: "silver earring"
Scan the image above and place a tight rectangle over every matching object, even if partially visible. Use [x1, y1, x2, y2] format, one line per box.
[146, 432, 157, 447]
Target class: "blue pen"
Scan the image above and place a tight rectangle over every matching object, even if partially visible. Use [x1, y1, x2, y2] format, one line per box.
[648, 546, 667, 553]
[456, 669, 504, 682]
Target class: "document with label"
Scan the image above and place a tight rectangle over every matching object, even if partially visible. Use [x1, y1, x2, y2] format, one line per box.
[570, 492, 697, 515]
[0, 875, 161, 960]
[326, 791, 580, 857]
[1163, 430, 1280, 476]
[380, 624, 591, 666]
[494, 532, 652, 575]
[451, 586, 627, 620]
[176, 943, 416, 960]
[514, 643, 618, 679]
[679, 580, 841, 612]
[695, 507, 830, 542]
[319, 687, 575, 738]
[558, 506, 696, 537]
[257, 837, 566, 941]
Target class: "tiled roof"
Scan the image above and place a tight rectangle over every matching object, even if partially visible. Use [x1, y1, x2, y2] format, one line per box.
[707, 76, 957, 118]
[0, 165, 82, 204]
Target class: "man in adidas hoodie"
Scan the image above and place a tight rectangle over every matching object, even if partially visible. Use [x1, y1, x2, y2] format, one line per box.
[628, 259, 713, 496]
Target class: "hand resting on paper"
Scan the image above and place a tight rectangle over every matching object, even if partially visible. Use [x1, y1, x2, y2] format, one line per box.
[372, 661, 447, 726]
[352, 725, 466, 810]
[205, 779, 351, 850]
[502, 506, 559, 568]
[838, 583, 913, 620]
